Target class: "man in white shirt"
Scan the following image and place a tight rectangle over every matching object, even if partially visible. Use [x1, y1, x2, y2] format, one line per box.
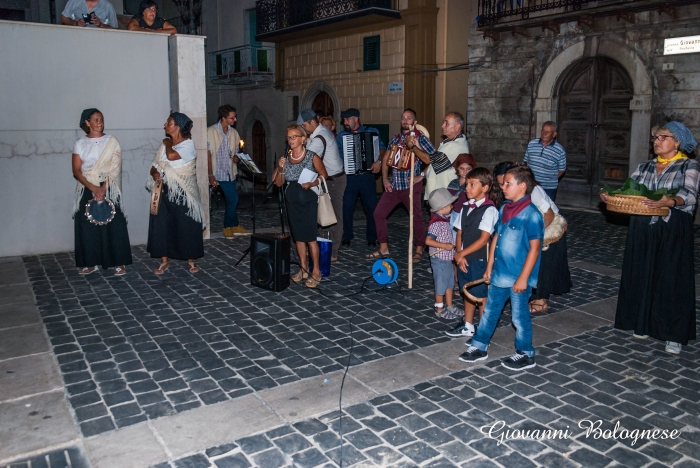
[298, 109, 345, 261]
[61, 0, 117, 28]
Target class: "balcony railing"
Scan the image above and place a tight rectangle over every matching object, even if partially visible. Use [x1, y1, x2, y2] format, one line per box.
[256, 0, 400, 41]
[477, 0, 693, 28]
[208, 45, 275, 88]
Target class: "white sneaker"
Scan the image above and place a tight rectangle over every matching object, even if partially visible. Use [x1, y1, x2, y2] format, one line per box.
[665, 341, 681, 355]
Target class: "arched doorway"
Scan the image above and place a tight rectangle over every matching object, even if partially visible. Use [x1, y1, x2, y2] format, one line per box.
[312, 91, 334, 118]
[252, 120, 266, 188]
[557, 57, 633, 196]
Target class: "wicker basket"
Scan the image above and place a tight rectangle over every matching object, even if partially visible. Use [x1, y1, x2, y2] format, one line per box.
[606, 194, 669, 216]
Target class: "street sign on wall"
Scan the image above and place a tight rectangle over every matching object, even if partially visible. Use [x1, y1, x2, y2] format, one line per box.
[664, 35, 700, 55]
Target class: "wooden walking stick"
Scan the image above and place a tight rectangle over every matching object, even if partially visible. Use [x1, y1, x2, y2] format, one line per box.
[408, 128, 415, 289]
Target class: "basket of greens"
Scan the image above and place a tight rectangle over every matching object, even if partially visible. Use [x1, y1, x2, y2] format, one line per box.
[602, 179, 678, 216]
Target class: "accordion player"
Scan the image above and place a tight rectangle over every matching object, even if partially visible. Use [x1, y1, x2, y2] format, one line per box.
[342, 132, 380, 175]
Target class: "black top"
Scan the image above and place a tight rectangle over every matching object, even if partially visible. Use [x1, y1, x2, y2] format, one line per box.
[461, 204, 490, 260]
[134, 15, 166, 30]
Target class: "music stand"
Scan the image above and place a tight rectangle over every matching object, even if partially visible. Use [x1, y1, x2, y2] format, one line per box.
[235, 158, 287, 266]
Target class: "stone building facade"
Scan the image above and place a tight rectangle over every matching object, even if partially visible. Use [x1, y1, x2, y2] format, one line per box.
[467, 0, 700, 207]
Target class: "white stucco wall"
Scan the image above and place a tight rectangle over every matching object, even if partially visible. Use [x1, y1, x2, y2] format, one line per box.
[0, 21, 170, 257]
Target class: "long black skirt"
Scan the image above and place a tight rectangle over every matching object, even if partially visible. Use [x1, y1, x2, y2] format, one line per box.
[285, 181, 318, 243]
[74, 189, 132, 268]
[616, 211, 696, 345]
[531, 232, 572, 300]
[147, 184, 204, 260]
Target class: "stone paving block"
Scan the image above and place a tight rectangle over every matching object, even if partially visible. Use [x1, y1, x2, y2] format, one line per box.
[0, 353, 63, 401]
[0, 323, 49, 360]
[572, 260, 622, 278]
[84, 423, 167, 468]
[0, 391, 79, 462]
[574, 297, 618, 321]
[152, 394, 283, 458]
[532, 309, 612, 337]
[258, 371, 375, 423]
[349, 351, 448, 395]
[0, 302, 40, 330]
[0, 284, 33, 306]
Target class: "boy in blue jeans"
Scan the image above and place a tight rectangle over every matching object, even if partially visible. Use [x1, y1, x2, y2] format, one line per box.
[459, 163, 544, 370]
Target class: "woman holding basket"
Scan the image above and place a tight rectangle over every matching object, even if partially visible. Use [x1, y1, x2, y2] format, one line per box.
[600, 122, 699, 354]
[72, 108, 132, 276]
[273, 124, 328, 288]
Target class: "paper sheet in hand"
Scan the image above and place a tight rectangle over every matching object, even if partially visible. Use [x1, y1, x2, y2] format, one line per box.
[298, 168, 318, 184]
[237, 153, 263, 174]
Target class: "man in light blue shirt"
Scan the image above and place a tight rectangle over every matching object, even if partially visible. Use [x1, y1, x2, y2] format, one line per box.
[523, 121, 566, 201]
[61, 0, 117, 28]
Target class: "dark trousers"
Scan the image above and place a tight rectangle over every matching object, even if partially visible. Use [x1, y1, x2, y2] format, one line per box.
[373, 182, 425, 246]
[342, 173, 377, 241]
[318, 173, 346, 257]
[219, 180, 239, 227]
[543, 187, 558, 202]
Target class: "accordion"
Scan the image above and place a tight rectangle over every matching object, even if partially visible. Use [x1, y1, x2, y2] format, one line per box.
[343, 132, 379, 175]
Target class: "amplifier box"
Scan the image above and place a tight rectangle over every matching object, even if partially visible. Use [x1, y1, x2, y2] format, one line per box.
[250, 233, 290, 292]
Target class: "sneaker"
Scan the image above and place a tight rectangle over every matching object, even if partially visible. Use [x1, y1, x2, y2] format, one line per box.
[446, 321, 475, 338]
[665, 341, 681, 355]
[223, 227, 235, 238]
[502, 351, 536, 371]
[458, 346, 488, 363]
[434, 305, 461, 320]
[232, 225, 251, 234]
[632, 333, 649, 339]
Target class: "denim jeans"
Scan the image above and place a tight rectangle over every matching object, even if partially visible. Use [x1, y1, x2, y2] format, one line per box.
[471, 284, 535, 357]
[219, 180, 239, 228]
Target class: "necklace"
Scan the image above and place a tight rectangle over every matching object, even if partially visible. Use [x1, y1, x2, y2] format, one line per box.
[289, 149, 305, 161]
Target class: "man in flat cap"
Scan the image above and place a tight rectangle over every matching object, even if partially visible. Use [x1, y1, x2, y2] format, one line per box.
[336, 108, 386, 247]
[298, 109, 345, 261]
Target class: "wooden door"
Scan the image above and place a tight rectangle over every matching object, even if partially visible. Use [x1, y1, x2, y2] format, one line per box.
[252, 120, 267, 188]
[312, 91, 334, 118]
[557, 57, 633, 195]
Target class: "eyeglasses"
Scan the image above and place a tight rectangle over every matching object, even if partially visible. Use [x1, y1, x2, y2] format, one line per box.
[144, 6, 156, 12]
[286, 135, 302, 141]
[651, 135, 674, 142]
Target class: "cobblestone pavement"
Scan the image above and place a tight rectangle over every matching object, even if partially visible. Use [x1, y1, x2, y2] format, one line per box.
[6, 198, 699, 468]
[161, 324, 700, 468]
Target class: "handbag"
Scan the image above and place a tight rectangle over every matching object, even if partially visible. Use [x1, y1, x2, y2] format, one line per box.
[317, 176, 337, 227]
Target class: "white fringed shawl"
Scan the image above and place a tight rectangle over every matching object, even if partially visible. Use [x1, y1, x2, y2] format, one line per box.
[73, 136, 123, 215]
[146, 143, 206, 227]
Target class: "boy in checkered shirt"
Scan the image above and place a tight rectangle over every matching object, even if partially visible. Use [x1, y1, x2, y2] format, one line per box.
[426, 188, 462, 319]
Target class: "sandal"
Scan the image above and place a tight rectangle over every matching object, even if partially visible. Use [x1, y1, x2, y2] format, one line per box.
[366, 251, 390, 259]
[412, 252, 423, 263]
[305, 275, 322, 288]
[154, 261, 170, 275]
[291, 270, 309, 283]
[188, 261, 200, 273]
[79, 266, 98, 275]
[529, 300, 549, 314]
[114, 266, 126, 276]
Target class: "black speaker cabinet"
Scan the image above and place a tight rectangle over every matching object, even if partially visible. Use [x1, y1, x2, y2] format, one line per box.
[250, 234, 291, 292]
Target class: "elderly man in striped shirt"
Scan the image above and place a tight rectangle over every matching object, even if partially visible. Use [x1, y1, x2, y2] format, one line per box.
[523, 121, 566, 201]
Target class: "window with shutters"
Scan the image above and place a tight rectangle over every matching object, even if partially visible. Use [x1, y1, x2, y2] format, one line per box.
[363, 36, 381, 71]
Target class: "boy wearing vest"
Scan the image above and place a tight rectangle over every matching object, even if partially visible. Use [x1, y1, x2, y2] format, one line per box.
[446, 168, 498, 338]
[426, 189, 462, 319]
[460, 163, 544, 371]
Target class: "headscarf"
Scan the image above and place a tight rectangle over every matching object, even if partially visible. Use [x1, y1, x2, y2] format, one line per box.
[80, 108, 100, 129]
[170, 112, 193, 133]
[665, 121, 697, 154]
[453, 153, 477, 170]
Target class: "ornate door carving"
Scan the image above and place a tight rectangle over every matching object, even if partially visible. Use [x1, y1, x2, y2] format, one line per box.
[557, 57, 633, 195]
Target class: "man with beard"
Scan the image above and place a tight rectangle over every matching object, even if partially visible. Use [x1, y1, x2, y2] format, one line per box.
[368, 108, 435, 263]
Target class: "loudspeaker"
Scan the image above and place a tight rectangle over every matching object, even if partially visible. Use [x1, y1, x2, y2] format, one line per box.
[250, 234, 291, 291]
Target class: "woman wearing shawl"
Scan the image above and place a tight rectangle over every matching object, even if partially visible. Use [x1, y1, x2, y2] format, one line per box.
[147, 112, 205, 274]
[72, 108, 132, 275]
[601, 122, 699, 354]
